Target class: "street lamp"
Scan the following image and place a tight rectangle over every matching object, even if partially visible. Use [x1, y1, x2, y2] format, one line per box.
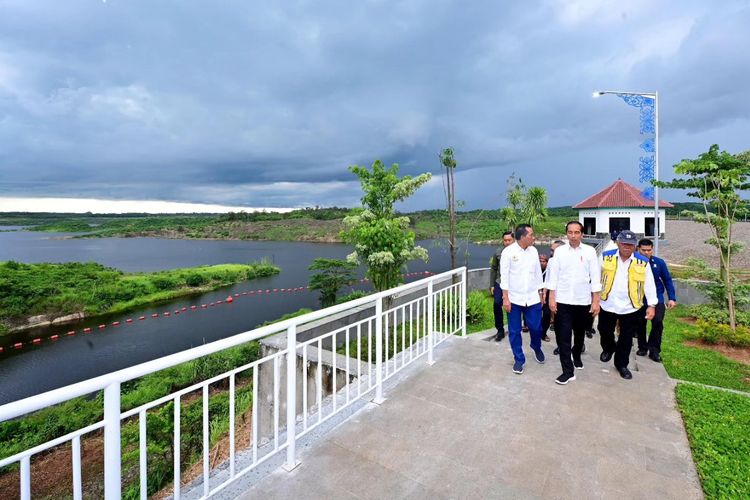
[593, 90, 660, 256]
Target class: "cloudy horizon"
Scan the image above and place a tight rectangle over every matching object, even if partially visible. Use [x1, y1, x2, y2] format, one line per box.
[1, 0, 748, 213]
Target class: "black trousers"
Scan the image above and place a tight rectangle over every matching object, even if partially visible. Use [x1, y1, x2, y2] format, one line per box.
[555, 303, 590, 376]
[598, 308, 642, 370]
[637, 302, 666, 354]
[493, 283, 505, 333]
[541, 290, 551, 335]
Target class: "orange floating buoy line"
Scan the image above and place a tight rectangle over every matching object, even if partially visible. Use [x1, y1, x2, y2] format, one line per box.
[0, 274, 440, 354]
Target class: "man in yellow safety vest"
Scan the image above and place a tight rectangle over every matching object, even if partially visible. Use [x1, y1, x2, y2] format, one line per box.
[598, 230, 657, 380]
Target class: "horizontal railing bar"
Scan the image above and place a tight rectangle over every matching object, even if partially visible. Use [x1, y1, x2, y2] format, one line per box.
[0, 421, 105, 468]
[120, 351, 284, 419]
[297, 315, 377, 348]
[0, 267, 464, 422]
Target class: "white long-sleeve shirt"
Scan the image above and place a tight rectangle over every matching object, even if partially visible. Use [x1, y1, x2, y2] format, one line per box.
[600, 252, 658, 315]
[500, 242, 543, 306]
[546, 243, 601, 306]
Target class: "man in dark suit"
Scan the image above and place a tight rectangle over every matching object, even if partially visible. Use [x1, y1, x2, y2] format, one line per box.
[489, 231, 515, 341]
[635, 239, 677, 362]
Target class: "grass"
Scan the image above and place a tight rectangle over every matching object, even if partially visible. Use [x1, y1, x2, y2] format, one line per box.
[660, 306, 750, 392]
[0, 261, 279, 335]
[675, 384, 750, 499]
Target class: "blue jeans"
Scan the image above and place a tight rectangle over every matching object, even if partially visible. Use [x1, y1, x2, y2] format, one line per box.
[508, 302, 543, 364]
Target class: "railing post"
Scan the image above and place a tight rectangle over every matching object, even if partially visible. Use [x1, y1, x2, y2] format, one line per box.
[427, 280, 435, 365]
[284, 324, 301, 471]
[461, 267, 467, 338]
[373, 295, 386, 404]
[103, 382, 121, 499]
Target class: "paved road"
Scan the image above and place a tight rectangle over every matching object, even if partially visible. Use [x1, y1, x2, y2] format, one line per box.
[235, 330, 703, 499]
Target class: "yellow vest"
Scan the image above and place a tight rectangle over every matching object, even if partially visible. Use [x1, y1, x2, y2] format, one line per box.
[600, 250, 649, 308]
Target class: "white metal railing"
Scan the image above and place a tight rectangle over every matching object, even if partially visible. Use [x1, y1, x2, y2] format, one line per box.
[0, 267, 466, 499]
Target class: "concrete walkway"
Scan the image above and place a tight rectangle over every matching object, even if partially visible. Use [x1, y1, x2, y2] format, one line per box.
[237, 331, 703, 499]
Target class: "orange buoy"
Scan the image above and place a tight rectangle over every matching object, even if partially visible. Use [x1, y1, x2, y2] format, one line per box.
[13, 343, 23, 349]
[83, 327, 92, 333]
[191, 305, 197, 309]
[50, 335, 59, 341]
[226, 296, 234, 303]
[201, 304, 207, 308]
[98, 324, 106, 329]
[112, 321, 120, 326]
[152, 313, 159, 318]
[163, 312, 170, 316]
[32, 338, 41, 344]
[242, 291, 247, 295]
[234, 293, 240, 297]
[67, 331, 76, 336]
[126, 319, 133, 323]
[181, 307, 187, 311]
[139, 316, 146, 320]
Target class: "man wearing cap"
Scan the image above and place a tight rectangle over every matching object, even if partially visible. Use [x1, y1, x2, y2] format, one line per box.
[598, 230, 657, 380]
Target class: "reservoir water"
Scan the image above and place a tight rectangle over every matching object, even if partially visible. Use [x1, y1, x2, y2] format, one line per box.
[0, 229, 517, 404]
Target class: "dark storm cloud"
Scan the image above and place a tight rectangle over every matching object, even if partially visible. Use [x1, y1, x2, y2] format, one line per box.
[0, 0, 748, 209]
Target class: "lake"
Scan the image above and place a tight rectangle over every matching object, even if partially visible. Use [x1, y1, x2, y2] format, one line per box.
[0, 229, 522, 404]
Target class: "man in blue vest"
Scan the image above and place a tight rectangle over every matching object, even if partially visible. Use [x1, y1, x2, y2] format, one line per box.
[635, 238, 677, 363]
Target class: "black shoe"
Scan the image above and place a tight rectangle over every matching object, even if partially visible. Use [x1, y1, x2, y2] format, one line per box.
[549, 324, 555, 332]
[581, 344, 586, 353]
[600, 351, 613, 363]
[553, 347, 560, 355]
[636, 348, 648, 356]
[542, 334, 551, 342]
[555, 373, 576, 385]
[495, 332, 505, 342]
[649, 351, 662, 363]
[573, 356, 584, 370]
[617, 366, 633, 380]
[585, 329, 594, 339]
[522, 326, 529, 333]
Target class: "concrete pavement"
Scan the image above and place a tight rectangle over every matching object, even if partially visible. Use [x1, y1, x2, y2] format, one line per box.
[235, 330, 703, 499]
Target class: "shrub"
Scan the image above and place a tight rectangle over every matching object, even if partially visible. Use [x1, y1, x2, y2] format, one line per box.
[696, 320, 750, 347]
[467, 290, 489, 325]
[688, 305, 750, 327]
[335, 290, 369, 304]
[151, 275, 180, 290]
[184, 273, 207, 287]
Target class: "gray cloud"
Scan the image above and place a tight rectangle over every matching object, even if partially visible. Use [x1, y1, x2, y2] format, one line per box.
[0, 0, 748, 209]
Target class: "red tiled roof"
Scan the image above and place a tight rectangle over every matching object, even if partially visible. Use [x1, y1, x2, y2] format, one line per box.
[573, 179, 673, 208]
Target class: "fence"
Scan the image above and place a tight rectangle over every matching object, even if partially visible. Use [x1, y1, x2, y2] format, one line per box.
[0, 267, 466, 499]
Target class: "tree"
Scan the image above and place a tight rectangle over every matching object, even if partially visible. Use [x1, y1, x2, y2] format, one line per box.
[308, 258, 357, 307]
[342, 160, 431, 292]
[500, 174, 524, 231]
[655, 144, 750, 331]
[440, 147, 458, 270]
[500, 174, 548, 232]
[523, 186, 548, 227]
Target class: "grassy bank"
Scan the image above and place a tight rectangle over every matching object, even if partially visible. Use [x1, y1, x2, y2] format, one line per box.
[11, 208, 575, 243]
[0, 261, 279, 335]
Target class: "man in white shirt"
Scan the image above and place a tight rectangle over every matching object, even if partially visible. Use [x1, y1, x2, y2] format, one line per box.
[598, 230, 657, 380]
[547, 221, 601, 385]
[501, 224, 546, 374]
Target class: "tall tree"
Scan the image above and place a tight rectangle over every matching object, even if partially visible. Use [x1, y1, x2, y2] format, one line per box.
[500, 174, 524, 232]
[308, 258, 357, 307]
[523, 186, 549, 227]
[342, 160, 431, 292]
[655, 144, 750, 331]
[440, 147, 459, 269]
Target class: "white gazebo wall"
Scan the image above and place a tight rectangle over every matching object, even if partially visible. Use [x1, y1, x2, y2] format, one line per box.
[578, 208, 666, 237]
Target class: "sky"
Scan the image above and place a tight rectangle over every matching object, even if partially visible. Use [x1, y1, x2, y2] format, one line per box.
[1, 0, 749, 213]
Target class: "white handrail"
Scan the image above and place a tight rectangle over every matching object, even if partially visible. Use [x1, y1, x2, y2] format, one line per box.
[0, 266, 464, 422]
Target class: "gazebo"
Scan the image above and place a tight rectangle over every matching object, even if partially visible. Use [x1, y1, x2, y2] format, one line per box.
[574, 179, 673, 238]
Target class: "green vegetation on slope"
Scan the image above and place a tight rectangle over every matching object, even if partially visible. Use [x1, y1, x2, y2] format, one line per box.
[675, 384, 750, 499]
[0, 261, 279, 334]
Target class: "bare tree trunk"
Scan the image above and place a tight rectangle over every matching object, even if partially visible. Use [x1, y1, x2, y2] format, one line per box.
[448, 166, 457, 270]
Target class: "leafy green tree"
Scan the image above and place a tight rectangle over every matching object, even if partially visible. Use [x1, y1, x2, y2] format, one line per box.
[342, 160, 431, 292]
[523, 186, 549, 227]
[499, 174, 548, 232]
[655, 144, 750, 331]
[308, 258, 357, 307]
